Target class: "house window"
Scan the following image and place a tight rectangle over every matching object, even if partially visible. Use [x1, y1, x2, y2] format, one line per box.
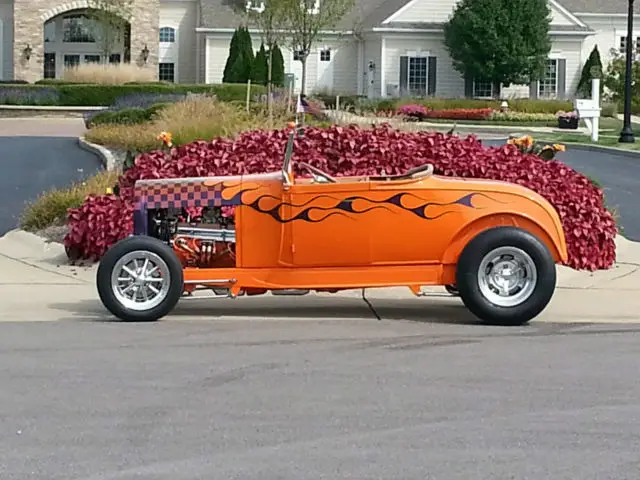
[159, 62, 175, 82]
[620, 36, 627, 53]
[109, 54, 121, 64]
[84, 55, 101, 64]
[159, 27, 176, 43]
[63, 14, 95, 43]
[44, 20, 55, 43]
[473, 80, 493, 98]
[408, 57, 428, 96]
[64, 54, 80, 68]
[44, 53, 56, 79]
[320, 49, 330, 61]
[301, 0, 320, 14]
[293, 50, 305, 61]
[538, 59, 558, 98]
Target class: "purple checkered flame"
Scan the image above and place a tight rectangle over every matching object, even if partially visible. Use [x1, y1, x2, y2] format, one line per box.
[132, 177, 247, 235]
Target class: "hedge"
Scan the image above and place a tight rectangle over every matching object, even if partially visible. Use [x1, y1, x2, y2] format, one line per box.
[0, 83, 266, 107]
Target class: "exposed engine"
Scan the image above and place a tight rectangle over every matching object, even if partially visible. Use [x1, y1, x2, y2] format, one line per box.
[148, 207, 236, 269]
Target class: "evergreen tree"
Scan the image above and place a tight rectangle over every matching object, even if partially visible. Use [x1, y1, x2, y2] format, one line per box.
[576, 45, 604, 98]
[251, 43, 269, 85]
[238, 27, 255, 83]
[443, 0, 552, 88]
[270, 43, 285, 88]
[222, 28, 242, 83]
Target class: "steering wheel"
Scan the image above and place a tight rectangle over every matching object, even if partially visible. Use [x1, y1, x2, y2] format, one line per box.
[298, 162, 337, 183]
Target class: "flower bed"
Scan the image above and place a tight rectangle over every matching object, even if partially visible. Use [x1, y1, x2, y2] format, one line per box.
[397, 104, 494, 121]
[65, 125, 617, 271]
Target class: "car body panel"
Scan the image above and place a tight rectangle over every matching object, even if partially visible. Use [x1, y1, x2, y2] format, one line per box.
[132, 167, 567, 292]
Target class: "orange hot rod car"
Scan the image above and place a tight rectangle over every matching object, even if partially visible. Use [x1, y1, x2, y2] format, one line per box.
[96, 125, 568, 326]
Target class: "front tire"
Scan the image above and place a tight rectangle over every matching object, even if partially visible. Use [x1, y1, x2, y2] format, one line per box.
[455, 226, 556, 326]
[97, 236, 184, 322]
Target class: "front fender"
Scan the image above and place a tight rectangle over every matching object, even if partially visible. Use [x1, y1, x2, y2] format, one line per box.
[442, 211, 568, 265]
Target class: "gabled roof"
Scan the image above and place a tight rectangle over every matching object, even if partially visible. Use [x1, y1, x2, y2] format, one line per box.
[198, 0, 597, 33]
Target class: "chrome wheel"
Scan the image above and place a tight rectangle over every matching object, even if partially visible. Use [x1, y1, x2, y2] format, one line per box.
[111, 251, 171, 311]
[477, 246, 537, 308]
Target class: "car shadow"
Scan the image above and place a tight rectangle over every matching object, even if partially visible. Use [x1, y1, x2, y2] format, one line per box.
[50, 294, 482, 326]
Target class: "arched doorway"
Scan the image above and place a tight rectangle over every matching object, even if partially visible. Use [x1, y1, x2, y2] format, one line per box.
[42, 7, 131, 79]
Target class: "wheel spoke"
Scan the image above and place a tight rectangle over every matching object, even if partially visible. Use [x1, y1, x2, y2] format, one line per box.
[122, 265, 137, 278]
[141, 287, 149, 302]
[142, 258, 150, 275]
[148, 284, 160, 295]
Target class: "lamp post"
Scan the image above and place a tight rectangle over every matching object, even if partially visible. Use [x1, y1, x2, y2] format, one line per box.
[619, 0, 636, 143]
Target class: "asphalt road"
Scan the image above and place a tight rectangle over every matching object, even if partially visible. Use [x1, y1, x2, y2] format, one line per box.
[483, 139, 640, 241]
[1, 319, 640, 479]
[0, 136, 102, 236]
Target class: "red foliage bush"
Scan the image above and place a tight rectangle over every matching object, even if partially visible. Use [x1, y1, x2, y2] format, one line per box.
[396, 104, 494, 121]
[65, 125, 617, 270]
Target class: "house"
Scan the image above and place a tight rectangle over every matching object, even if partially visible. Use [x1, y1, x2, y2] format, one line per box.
[0, 0, 639, 99]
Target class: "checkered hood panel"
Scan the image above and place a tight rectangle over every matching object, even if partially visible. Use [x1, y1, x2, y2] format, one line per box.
[134, 181, 240, 209]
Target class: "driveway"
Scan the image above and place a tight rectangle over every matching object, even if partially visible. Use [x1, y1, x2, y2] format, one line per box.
[1, 319, 640, 479]
[483, 139, 640, 241]
[0, 119, 103, 236]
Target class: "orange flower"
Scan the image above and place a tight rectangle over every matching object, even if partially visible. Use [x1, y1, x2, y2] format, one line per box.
[287, 121, 296, 128]
[522, 135, 534, 148]
[157, 131, 173, 147]
[553, 143, 566, 152]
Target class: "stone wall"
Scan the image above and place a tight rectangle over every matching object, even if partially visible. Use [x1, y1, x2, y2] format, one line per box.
[13, 0, 159, 83]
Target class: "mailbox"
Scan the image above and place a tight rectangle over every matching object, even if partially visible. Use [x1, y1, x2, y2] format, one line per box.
[575, 99, 600, 118]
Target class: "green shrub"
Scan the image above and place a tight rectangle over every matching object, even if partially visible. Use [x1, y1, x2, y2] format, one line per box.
[0, 83, 266, 106]
[600, 102, 618, 118]
[313, 93, 366, 109]
[87, 103, 169, 127]
[491, 111, 556, 122]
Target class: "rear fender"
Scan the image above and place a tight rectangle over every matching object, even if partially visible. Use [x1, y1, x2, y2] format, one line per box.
[441, 213, 568, 265]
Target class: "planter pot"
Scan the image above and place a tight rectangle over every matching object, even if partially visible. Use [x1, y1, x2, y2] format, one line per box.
[558, 116, 579, 129]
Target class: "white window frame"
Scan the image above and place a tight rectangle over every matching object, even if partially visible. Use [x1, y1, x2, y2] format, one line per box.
[246, 0, 265, 11]
[407, 56, 428, 96]
[300, 0, 319, 14]
[319, 48, 331, 62]
[159, 26, 176, 43]
[538, 58, 558, 99]
[472, 80, 493, 99]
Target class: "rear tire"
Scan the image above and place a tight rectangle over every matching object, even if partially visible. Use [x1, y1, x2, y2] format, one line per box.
[455, 226, 556, 326]
[97, 236, 184, 322]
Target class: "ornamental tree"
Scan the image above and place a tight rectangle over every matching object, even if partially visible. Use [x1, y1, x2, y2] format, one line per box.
[270, 42, 286, 87]
[576, 45, 603, 98]
[443, 0, 552, 90]
[281, 0, 355, 94]
[252, 43, 269, 84]
[86, 0, 134, 61]
[223, 26, 255, 83]
[229, 0, 289, 122]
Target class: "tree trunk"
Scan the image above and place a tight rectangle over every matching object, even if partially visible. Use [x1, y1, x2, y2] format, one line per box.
[300, 56, 307, 95]
[267, 46, 274, 128]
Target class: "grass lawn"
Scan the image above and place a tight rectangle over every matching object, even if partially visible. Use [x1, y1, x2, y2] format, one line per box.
[421, 117, 626, 129]
[535, 118, 640, 151]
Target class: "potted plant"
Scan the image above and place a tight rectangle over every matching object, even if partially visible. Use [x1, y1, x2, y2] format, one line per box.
[556, 110, 579, 129]
[507, 135, 566, 160]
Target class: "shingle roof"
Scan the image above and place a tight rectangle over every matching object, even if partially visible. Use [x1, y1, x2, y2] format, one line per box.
[556, 0, 640, 15]
[199, 0, 413, 30]
[198, 0, 602, 32]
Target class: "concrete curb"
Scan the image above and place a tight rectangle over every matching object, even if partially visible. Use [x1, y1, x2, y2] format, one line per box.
[77, 136, 117, 170]
[0, 105, 105, 112]
[552, 141, 640, 160]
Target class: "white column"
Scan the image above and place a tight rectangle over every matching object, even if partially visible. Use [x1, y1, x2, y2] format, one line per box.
[380, 37, 386, 97]
[592, 78, 600, 142]
[356, 39, 364, 95]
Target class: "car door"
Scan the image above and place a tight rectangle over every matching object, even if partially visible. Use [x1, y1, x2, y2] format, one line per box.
[284, 180, 373, 267]
[367, 178, 452, 264]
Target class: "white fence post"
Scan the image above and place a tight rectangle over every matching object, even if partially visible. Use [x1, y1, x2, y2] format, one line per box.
[591, 77, 600, 142]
